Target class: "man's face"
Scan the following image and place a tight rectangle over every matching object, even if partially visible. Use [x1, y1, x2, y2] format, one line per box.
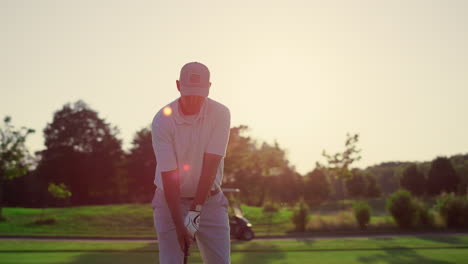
[176, 80, 207, 114]
[180, 95, 205, 113]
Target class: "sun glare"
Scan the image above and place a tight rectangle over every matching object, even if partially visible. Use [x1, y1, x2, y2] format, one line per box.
[163, 106, 172, 116]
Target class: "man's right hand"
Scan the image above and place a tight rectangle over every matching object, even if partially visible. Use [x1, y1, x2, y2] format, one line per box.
[176, 224, 193, 254]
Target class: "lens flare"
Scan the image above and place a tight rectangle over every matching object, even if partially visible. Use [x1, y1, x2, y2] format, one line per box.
[183, 164, 190, 171]
[163, 106, 172, 116]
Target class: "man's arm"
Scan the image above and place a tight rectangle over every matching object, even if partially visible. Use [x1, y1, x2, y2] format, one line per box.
[161, 169, 193, 252]
[191, 105, 230, 210]
[152, 114, 191, 251]
[191, 153, 223, 210]
[161, 169, 183, 228]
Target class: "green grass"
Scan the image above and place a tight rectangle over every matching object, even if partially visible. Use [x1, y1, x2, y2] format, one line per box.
[0, 205, 155, 237]
[1, 235, 467, 263]
[2, 204, 296, 237]
[0, 200, 446, 238]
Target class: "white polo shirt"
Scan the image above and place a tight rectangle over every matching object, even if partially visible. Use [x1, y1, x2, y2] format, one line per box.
[151, 97, 230, 197]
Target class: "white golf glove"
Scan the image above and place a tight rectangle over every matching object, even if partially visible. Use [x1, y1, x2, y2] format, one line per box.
[184, 210, 201, 239]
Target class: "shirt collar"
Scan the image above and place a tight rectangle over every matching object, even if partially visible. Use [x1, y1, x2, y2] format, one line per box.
[172, 98, 207, 125]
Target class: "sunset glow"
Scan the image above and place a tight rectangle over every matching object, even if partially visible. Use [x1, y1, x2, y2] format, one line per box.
[2, 0, 467, 174]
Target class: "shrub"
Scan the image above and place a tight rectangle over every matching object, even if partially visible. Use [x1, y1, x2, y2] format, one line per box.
[291, 199, 310, 232]
[263, 202, 280, 235]
[309, 211, 357, 231]
[413, 200, 435, 228]
[387, 190, 418, 228]
[436, 193, 468, 228]
[263, 202, 280, 214]
[353, 201, 371, 230]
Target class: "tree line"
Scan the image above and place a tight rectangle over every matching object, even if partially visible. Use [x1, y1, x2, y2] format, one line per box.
[1, 100, 468, 212]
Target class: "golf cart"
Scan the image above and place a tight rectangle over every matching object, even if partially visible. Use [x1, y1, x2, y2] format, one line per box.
[222, 188, 255, 241]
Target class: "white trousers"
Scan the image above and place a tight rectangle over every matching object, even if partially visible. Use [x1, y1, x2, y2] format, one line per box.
[152, 189, 231, 264]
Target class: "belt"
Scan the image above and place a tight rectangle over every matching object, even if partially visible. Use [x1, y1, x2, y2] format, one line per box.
[181, 188, 220, 200]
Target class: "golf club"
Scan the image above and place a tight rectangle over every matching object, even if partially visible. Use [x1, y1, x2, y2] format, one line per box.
[184, 242, 189, 264]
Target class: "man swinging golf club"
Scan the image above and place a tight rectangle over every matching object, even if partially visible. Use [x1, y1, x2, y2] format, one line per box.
[151, 62, 231, 264]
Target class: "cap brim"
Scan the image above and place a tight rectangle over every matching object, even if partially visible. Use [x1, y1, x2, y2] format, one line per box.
[180, 85, 210, 97]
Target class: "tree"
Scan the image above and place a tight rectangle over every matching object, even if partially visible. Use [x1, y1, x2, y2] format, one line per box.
[303, 168, 331, 205]
[353, 201, 371, 230]
[365, 173, 382, 198]
[223, 126, 296, 206]
[223, 126, 260, 205]
[345, 169, 367, 198]
[427, 157, 460, 196]
[320, 133, 361, 205]
[400, 164, 426, 196]
[36, 183, 72, 225]
[291, 199, 310, 232]
[254, 141, 292, 206]
[48, 183, 72, 202]
[36, 101, 124, 205]
[125, 127, 156, 202]
[0, 116, 35, 220]
[450, 154, 468, 194]
[269, 168, 303, 205]
[366, 162, 406, 195]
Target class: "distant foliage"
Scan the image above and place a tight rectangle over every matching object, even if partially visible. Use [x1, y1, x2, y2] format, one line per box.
[48, 183, 72, 200]
[224, 126, 300, 206]
[367, 162, 410, 195]
[262, 202, 280, 214]
[291, 199, 310, 232]
[346, 170, 367, 198]
[303, 168, 331, 205]
[353, 201, 371, 230]
[450, 154, 468, 194]
[387, 189, 435, 229]
[0, 116, 35, 220]
[365, 174, 382, 198]
[400, 164, 426, 196]
[36, 100, 124, 205]
[413, 199, 435, 228]
[427, 157, 460, 196]
[263, 202, 280, 235]
[346, 170, 381, 199]
[125, 128, 156, 202]
[387, 190, 418, 228]
[436, 193, 468, 228]
[320, 133, 361, 181]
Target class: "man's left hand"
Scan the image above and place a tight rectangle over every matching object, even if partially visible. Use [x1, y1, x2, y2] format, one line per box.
[184, 210, 201, 239]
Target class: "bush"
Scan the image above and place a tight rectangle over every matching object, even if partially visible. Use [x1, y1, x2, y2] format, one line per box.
[263, 202, 280, 214]
[436, 193, 468, 228]
[353, 201, 371, 230]
[291, 199, 310, 232]
[308, 211, 357, 231]
[387, 190, 418, 228]
[413, 200, 435, 228]
[263, 202, 280, 235]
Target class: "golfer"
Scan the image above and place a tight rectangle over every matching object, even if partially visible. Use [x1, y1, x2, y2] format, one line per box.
[151, 62, 231, 264]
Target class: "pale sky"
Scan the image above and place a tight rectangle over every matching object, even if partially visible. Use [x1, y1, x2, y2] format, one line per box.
[1, 0, 467, 174]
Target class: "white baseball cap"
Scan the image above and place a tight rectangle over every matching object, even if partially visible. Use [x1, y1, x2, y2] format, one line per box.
[179, 62, 211, 97]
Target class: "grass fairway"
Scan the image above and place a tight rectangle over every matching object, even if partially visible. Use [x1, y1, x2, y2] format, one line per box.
[1, 235, 467, 264]
[0, 199, 449, 238]
[0, 205, 296, 237]
[0, 205, 155, 237]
